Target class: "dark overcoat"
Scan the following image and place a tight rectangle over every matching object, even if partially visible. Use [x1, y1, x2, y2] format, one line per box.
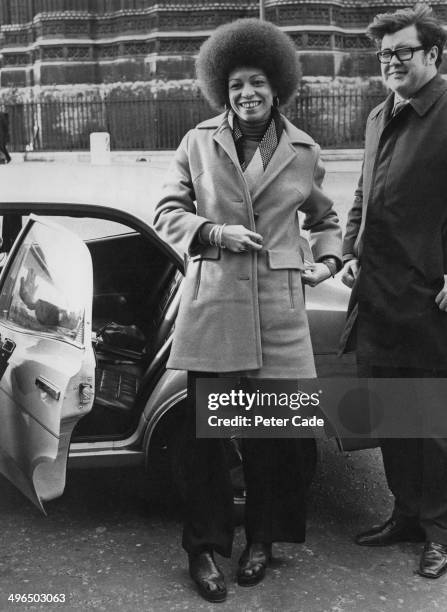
[154, 112, 341, 376]
[342, 75, 447, 367]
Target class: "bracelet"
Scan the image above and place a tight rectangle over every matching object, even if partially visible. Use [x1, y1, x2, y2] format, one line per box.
[217, 223, 227, 249]
[209, 224, 219, 246]
[208, 223, 227, 248]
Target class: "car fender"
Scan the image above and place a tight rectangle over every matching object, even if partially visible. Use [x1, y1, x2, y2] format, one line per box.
[141, 368, 187, 467]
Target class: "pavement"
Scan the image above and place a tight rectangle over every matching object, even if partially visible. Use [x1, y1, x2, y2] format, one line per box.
[7, 148, 364, 171]
[2, 442, 447, 612]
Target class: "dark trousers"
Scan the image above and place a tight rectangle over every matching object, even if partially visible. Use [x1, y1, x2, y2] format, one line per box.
[182, 372, 316, 557]
[359, 363, 447, 544]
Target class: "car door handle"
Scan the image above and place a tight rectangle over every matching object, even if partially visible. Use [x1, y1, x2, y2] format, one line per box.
[35, 376, 61, 401]
[0, 336, 15, 381]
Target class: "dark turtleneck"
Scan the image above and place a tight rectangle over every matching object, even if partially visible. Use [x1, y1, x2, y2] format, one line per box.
[237, 116, 270, 141]
[236, 114, 271, 167]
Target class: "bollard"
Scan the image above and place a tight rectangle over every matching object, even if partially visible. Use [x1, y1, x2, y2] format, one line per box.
[90, 132, 111, 165]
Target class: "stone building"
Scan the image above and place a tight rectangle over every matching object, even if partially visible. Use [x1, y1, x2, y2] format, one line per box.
[1, 0, 446, 87]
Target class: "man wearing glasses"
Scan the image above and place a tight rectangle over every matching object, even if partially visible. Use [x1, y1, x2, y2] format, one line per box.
[341, 5, 447, 578]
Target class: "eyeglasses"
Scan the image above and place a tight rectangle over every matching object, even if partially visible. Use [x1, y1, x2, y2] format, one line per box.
[376, 45, 425, 64]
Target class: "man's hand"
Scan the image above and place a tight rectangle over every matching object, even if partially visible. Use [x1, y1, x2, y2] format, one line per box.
[435, 274, 447, 311]
[341, 258, 360, 288]
[222, 225, 263, 253]
[302, 262, 331, 287]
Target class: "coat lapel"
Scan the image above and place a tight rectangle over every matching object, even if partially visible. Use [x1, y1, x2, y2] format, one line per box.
[213, 124, 241, 169]
[250, 134, 296, 202]
[356, 95, 394, 245]
[251, 118, 315, 202]
[212, 120, 297, 201]
[197, 112, 242, 170]
[367, 95, 393, 161]
[203, 113, 315, 203]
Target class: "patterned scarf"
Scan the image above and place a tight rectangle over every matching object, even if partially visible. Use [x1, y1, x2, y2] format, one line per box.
[229, 107, 284, 171]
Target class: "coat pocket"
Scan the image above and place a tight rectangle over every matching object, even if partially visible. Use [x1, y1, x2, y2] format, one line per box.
[266, 249, 305, 270]
[190, 246, 220, 301]
[193, 259, 203, 301]
[190, 245, 221, 262]
[288, 270, 295, 308]
[267, 249, 305, 309]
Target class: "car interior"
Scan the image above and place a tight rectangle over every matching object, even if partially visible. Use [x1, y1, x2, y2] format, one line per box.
[0, 212, 183, 441]
[78, 232, 182, 439]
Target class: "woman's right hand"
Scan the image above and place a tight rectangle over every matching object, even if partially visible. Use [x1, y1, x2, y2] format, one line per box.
[222, 225, 263, 253]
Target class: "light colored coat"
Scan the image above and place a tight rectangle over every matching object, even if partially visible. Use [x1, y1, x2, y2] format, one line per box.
[154, 112, 342, 376]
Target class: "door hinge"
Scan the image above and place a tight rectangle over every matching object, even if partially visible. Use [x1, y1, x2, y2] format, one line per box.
[79, 382, 93, 405]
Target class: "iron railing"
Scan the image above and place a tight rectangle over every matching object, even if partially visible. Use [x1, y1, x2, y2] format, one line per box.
[3, 90, 385, 152]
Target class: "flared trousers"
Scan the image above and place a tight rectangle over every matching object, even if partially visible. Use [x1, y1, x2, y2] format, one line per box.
[182, 372, 317, 557]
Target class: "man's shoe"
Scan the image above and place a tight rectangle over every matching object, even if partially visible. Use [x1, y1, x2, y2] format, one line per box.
[355, 518, 424, 546]
[418, 542, 447, 579]
[237, 542, 272, 587]
[188, 551, 227, 602]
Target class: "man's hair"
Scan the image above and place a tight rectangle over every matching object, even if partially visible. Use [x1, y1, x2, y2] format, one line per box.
[367, 4, 446, 68]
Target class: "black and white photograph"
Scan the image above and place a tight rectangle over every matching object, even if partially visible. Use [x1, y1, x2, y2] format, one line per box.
[1, 1, 447, 610]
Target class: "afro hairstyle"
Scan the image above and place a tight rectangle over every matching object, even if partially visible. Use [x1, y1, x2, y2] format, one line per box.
[196, 18, 301, 110]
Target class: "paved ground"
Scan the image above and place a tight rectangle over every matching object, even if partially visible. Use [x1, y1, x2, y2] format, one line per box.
[320, 162, 360, 229]
[1, 441, 447, 612]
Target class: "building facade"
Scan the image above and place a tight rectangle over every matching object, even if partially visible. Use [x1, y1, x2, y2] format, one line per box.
[0, 1, 446, 87]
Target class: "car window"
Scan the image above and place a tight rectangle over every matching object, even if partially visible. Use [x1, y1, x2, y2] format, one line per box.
[44, 217, 134, 241]
[0, 221, 91, 346]
[1, 215, 135, 249]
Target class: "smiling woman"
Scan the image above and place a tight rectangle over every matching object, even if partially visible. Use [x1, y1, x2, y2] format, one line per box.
[228, 68, 274, 123]
[154, 17, 342, 604]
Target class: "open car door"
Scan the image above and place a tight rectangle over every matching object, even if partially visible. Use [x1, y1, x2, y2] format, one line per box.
[0, 216, 95, 512]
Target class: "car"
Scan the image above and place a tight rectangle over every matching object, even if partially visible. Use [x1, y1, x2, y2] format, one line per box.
[0, 162, 356, 514]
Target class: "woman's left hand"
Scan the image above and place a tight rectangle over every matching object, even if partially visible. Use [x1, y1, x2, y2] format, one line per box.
[301, 262, 331, 287]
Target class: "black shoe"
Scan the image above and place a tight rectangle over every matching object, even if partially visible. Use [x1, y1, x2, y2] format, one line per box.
[237, 542, 272, 587]
[418, 542, 447, 579]
[355, 518, 425, 546]
[188, 551, 227, 603]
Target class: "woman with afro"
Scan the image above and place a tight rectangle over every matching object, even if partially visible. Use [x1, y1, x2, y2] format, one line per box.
[154, 18, 342, 603]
